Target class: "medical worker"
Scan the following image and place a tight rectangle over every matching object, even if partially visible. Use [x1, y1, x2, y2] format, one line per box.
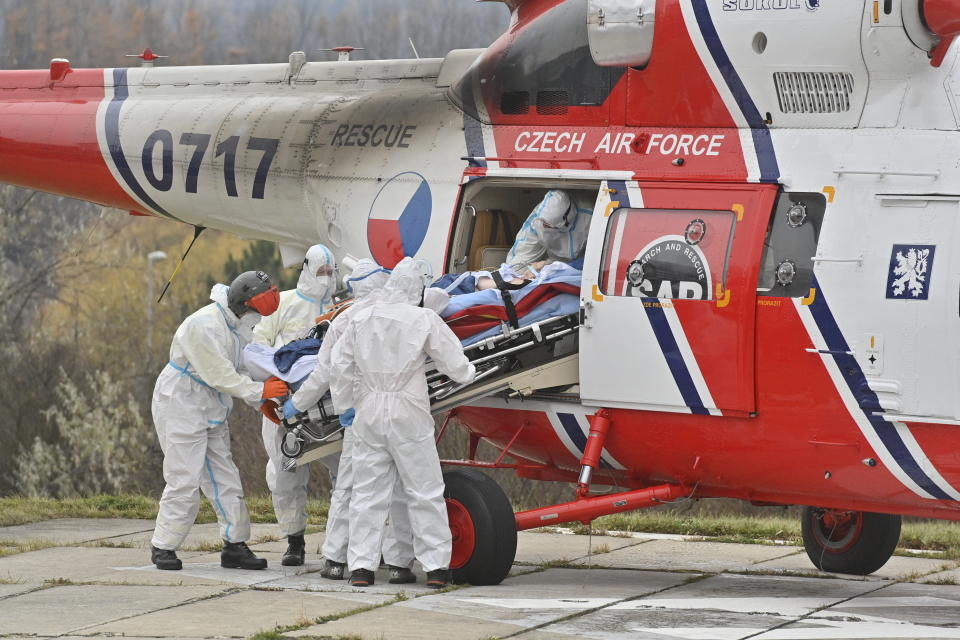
[252, 244, 336, 567]
[330, 257, 476, 588]
[506, 189, 592, 276]
[283, 259, 418, 584]
[151, 270, 286, 571]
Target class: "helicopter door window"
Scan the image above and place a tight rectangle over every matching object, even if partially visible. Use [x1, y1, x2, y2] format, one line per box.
[757, 192, 826, 298]
[598, 208, 736, 300]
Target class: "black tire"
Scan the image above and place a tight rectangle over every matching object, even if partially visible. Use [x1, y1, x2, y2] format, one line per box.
[801, 506, 901, 575]
[443, 469, 517, 586]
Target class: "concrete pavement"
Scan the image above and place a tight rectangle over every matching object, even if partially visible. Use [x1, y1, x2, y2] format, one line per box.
[0, 518, 959, 639]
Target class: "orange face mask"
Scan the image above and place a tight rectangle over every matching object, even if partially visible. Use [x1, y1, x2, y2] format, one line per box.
[246, 286, 280, 316]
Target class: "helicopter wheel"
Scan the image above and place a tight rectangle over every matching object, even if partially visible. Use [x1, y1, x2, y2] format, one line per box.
[443, 469, 517, 586]
[801, 506, 901, 575]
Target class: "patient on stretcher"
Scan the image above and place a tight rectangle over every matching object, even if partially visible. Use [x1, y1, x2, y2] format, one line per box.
[433, 262, 582, 346]
[243, 262, 583, 380]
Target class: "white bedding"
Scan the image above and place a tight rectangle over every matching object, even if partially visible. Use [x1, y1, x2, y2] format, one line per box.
[243, 343, 317, 383]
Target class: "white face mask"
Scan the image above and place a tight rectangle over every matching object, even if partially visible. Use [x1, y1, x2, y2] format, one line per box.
[299, 271, 333, 303]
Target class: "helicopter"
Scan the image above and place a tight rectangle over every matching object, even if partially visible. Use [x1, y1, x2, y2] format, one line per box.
[1, 0, 960, 585]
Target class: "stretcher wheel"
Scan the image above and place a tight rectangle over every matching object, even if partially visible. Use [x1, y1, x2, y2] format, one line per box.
[801, 506, 900, 575]
[280, 433, 303, 459]
[443, 469, 517, 586]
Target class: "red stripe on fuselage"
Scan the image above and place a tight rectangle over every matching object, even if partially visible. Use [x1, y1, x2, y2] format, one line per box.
[0, 69, 142, 211]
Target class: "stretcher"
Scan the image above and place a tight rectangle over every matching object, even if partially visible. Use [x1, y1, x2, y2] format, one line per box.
[278, 310, 581, 470]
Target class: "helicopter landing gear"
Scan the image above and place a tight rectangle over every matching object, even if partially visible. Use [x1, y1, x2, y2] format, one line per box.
[801, 506, 901, 575]
[443, 469, 517, 586]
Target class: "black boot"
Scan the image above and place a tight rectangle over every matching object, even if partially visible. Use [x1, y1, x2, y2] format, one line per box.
[426, 568, 451, 589]
[151, 545, 182, 571]
[281, 532, 305, 567]
[220, 541, 268, 570]
[388, 565, 416, 584]
[320, 559, 347, 580]
[349, 568, 375, 587]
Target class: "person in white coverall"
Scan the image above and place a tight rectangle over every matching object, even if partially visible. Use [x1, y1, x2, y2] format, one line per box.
[283, 259, 420, 584]
[251, 244, 336, 567]
[329, 257, 475, 588]
[505, 189, 592, 277]
[151, 270, 287, 571]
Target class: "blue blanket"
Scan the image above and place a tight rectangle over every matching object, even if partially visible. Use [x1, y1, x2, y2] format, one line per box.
[441, 263, 583, 318]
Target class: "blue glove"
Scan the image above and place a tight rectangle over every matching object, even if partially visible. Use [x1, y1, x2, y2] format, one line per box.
[282, 398, 300, 420]
[339, 408, 355, 428]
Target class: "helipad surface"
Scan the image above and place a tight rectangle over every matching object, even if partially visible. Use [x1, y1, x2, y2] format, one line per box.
[1, 518, 958, 639]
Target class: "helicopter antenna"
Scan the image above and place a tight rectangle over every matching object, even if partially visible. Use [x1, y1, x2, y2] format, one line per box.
[408, 37, 420, 59]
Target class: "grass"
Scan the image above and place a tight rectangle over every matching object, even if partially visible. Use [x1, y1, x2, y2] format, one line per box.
[583, 512, 802, 543]
[0, 494, 329, 527]
[0, 538, 61, 558]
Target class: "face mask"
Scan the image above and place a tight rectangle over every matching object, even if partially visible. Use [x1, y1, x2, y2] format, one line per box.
[236, 312, 261, 340]
[299, 273, 333, 302]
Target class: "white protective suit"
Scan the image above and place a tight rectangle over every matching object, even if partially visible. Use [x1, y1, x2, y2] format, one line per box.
[330, 258, 476, 572]
[505, 189, 592, 275]
[291, 259, 415, 568]
[252, 244, 335, 537]
[151, 284, 265, 550]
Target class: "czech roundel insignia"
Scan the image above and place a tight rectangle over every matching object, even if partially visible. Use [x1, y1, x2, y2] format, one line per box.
[367, 172, 432, 269]
[886, 244, 935, 300]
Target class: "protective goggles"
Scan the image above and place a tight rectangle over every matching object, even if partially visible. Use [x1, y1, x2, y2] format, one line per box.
[245, 285, 280, 316]
[346, 268, 391, 293]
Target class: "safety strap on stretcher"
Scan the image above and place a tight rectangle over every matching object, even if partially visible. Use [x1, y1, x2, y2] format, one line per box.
[491, 271, 527, 329]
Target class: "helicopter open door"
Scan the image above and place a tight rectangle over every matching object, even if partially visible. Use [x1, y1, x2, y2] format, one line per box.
[579, 181, 778, 417]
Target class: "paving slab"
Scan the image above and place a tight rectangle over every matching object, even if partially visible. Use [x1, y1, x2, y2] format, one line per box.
[0, 582, 38, 599]
[85, 588, 374, 637]
[0, 518, 154, 545]
[110, 551, 298, 588]
[534, 572, 883, 640]
[264, 565, 436, 598]
[0, 584, 228, 636]
[109, 522, 281, 550]
[400, 567, 693, 631]
[584, 539, 801, 573]
[248, 531, 326, 554]
[287, 602, 527, 640]
[750, 550, 954, 581]
[823, 582, 960, 626]
[0, 546, 220, 586]
[513, 531, 642, 565]
[752, 583, 960, 639]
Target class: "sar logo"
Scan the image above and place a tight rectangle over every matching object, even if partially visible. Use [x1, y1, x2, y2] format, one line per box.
[625, 235, 713, 300]
[367, 172, 432, 269]
[886, 244, 935, 300]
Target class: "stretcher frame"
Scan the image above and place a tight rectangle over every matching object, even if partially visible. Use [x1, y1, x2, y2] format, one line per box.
[279, 312, 581, 471]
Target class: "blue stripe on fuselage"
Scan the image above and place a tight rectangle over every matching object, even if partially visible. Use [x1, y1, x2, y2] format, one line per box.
[807, 277, 951, 500]
[105, 68, 175, 219]
[690, 1, 780, 183]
